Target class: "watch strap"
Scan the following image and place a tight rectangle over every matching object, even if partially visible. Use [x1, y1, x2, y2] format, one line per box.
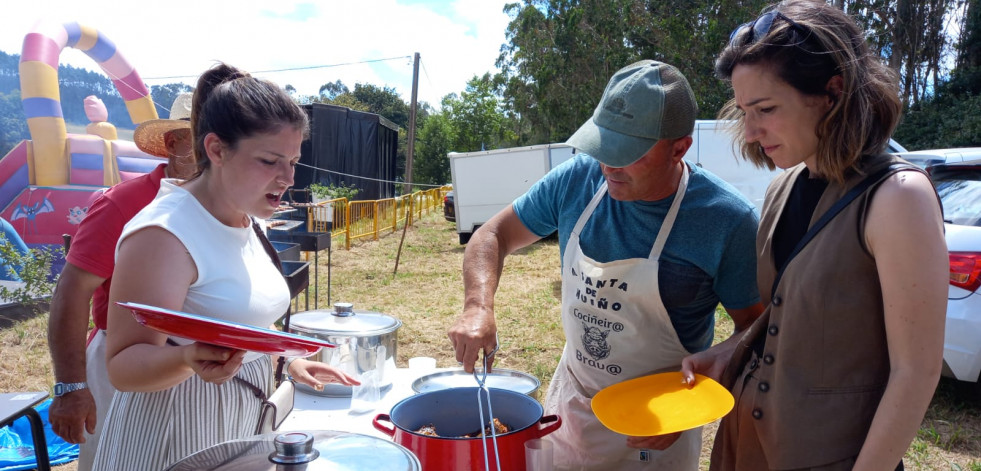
[54, 381, 88, 397]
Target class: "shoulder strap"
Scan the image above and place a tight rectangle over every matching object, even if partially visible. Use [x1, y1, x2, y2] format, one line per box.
[251, 219, 284, 269]
[233, 375, 267, 400]
[770, 163, 912, 299]
[250, 219, 291, 386]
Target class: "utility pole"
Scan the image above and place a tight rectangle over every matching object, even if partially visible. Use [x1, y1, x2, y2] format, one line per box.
[394, 52, 420, 276]
[404, 52, 420, 195]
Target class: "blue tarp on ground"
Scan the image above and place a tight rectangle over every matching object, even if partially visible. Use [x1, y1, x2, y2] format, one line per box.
[0, 399, 78, 471]
[0, 217, 30, 282]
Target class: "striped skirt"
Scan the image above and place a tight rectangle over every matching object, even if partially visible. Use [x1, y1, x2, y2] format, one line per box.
[92, 357, 272, 470]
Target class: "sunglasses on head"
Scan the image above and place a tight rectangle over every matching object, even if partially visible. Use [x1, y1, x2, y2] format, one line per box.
[729, 10, 808, 46]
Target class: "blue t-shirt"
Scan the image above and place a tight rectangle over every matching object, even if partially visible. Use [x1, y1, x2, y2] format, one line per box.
[513, 154, 760, 352]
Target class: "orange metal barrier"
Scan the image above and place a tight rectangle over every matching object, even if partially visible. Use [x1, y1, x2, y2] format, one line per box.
[304, 186, 450, 250]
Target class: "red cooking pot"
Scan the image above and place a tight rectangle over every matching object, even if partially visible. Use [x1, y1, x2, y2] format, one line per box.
[373, 387, 561, 471]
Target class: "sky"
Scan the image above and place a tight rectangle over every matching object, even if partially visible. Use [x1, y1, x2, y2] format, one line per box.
[0, 0, 514, 113]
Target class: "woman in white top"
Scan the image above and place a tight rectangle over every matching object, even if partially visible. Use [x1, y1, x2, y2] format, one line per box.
[94, 63, 357, 470]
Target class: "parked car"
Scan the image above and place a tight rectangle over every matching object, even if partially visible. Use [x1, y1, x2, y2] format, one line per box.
[886, 138, 909, 154]
[896, 147, 981, 169]
[443, 190, 455, 222]
[928, 163, 981, 391]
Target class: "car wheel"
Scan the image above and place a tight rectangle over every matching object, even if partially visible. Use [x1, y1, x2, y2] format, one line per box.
[953, 375, 981, 405]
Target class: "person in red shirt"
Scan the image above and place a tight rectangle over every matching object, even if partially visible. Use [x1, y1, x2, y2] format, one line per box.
[46, 93, 196, 471]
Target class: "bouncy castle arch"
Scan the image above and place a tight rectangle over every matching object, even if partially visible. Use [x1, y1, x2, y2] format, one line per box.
[0, 20, 165, 261]
[20, 20, 158, 186]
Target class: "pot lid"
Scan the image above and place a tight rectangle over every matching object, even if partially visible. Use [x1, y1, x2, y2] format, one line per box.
[412, 368, 541, 395]
[291, 302, 402, 335]
[165, 430, 420, 470]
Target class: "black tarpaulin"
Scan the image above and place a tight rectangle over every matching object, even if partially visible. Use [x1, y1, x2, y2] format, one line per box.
[296, 103, 399, 201]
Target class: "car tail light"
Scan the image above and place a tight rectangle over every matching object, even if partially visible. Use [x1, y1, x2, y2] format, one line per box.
[949, 252, 981, 292]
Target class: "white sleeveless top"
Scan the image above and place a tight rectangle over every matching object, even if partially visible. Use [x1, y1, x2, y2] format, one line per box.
[117, 179, 290, 363]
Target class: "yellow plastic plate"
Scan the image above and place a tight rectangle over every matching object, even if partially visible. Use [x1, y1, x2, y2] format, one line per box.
[591, 372, 734, 436]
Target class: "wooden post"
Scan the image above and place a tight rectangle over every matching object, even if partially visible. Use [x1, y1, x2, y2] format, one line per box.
[404, 52, 420, 195]
[345, 202, 351, 250]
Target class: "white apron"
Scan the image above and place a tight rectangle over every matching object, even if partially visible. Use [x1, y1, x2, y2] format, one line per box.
[544, 165, 701, 471]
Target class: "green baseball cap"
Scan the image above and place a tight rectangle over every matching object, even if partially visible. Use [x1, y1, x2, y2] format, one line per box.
[567, 60, 697, 168]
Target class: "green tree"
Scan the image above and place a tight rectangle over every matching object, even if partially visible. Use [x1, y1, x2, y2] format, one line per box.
[948, 0, 981, 95]
[313, 81, 413, 127]
[494, 0, 767, 144]
[0, 234, 59, 305]
[349, 83, 410, 128]
[874, 0, 981, 149]
[414, 112, 455, 185]
[495, 0, 639, 144]
[410, 75, 516, 186]
[319, 80, 349, 100]
[0, 90, 28, 156]
[634, 1, 767, 119]
[893, 92, 981, 149]
[149, 83, 193, 118]
[445, 74, 515, 152]
[327, 93, 371, 112]
[494, 0, 966, 143]
[836, 0, 965, 105]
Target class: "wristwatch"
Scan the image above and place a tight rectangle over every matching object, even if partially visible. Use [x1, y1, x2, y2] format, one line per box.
[53, 382, 88, 397]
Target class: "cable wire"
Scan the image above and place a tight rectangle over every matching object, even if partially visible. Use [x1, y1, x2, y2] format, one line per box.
[419, 57, 434, 93]
[296, 162, 445, 188]
[143, 56, 412, 81]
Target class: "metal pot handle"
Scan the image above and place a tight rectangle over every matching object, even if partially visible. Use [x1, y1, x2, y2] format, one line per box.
[535, 414, 562, 438]
[372, 413, 397, 437]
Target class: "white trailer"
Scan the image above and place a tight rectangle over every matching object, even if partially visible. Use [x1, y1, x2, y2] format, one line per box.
[449, 144, 575, 244]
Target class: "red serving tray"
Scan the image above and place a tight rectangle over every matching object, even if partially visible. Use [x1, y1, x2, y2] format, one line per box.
[117, 301, 334, 357]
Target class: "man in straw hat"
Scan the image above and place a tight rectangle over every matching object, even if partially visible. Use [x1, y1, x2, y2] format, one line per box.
[47, 92, 196, 471]
[449, 60, 764, 470]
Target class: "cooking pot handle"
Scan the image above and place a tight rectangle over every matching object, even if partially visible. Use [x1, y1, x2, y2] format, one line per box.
[372, 413, 397, 437]
[535, 414, 562, 438]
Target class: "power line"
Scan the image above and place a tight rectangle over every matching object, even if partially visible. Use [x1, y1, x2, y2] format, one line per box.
[296, 162, 444, 188]
[419, 58, 434, 96]
[143, 56, 413, 81]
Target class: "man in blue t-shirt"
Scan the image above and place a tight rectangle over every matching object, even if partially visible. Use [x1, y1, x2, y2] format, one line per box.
[448, 60, 764, 470]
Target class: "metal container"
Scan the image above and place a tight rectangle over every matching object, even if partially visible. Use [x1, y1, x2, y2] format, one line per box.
[270, 241, 301, 262]
[280, 261, 309, 299]
[412, 368, 541, 397]
[289, 302, 401, 397]
[165, 430, 420, 470]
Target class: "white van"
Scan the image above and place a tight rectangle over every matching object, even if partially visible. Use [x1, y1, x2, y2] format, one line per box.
[690, 120, 908, 210]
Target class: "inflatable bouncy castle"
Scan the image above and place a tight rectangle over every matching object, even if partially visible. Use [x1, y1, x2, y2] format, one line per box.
[0, 21, 165, 260]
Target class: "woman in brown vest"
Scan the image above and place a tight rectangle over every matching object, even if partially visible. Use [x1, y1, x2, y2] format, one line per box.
[680, 1, 949, 469]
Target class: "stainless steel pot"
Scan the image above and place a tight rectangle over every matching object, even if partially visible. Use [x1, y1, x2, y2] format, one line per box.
[412, 368, 541, 398]
[165, 430, 420, 470]
[289, 302, 401, 397]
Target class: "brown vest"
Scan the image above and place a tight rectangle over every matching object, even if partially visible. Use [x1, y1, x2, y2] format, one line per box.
[720, 154, 922, 468]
